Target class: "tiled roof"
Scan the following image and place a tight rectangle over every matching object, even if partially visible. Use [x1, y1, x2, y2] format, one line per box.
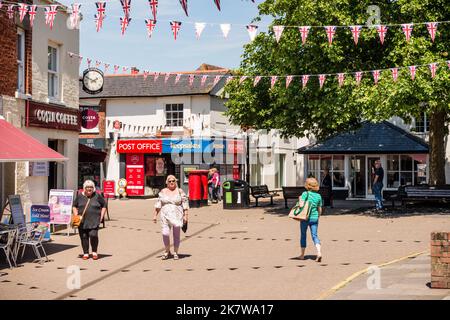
[298, 121, 429, 154]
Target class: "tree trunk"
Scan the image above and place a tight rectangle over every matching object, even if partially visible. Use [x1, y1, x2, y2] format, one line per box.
[428, 110, 447, 186]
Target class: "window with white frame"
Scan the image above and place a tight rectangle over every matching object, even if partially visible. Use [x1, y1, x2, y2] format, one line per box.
[386, 154, 427, 188]
[17, 29, 25, 93]
[414, 113, 429, 133]
[48, 45, 59, 99]
[308, 155, 346, 188]
[165, 104, 183, 127]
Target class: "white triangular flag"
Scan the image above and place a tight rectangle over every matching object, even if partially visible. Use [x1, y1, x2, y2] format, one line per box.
[220, 24, 231, 39]
[195, 22, 206, 40]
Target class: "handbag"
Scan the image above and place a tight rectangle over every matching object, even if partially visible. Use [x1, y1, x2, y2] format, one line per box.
[288, 192, 311, 221]
[71, 197, 91, 228]
[182, 220, 188, 233]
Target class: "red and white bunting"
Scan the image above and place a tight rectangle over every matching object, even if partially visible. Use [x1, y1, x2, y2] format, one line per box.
[447, 61, 450, 69]
[28, 5, 37, 27]
[376, 25, 388, 45]
[253, 76, 261, 87]
[350, 25, 362, 45]
[270, 76, 278, 89]
[123, 67, 129, 73]
[220, 24, 231, 39]
[429, 63, 437, 78]
[337, 73, 345, 87]
[401, 23, 413, 42]
[145, 19, 157, 38]
[355, 72, 363, 85]
[319, 75, 326, 89]
[302, 75, 309, 89]
[95, 2, 106, 30]
[18, 3, 28, 22]
[189, 74, 195, 86]
[213, 0, 221, 11]
[246, 25, 259, 41]
[154, 72, 160, 82]
[175, 74, 182, 84]
[114, 65, 120, 74]
[95, 60, 102, 68]
[299, 26, 310, 45]
[226, 76, 234, 85]
[104, 63, 110, 73]
[195, 22, 206, 40]
[7, 5, 14, 20]
[273, 25, 284, 43]
[165, 73, 171, 83]
[201, 75, 208, 86]
[70, 3, 81, 29]
[213, 75, 222, 87]
[87, 58, 92, 68]
[44, 5, 58, 29]
[239, 76, 248, 85]
[95, 14, 103, 32]
[143, 71, 149, 79]
[170, 21, 182, 40]
[179, 0, 188, 17]
[78, 55, 83, 65]
[372, 70, 381, 84]
[409, 66, 416, 80]
[391, 68, 399, 82]
[120, 0, 131, 18]
[149, 0, 158, 20]
[426, 22, 438, 42]
[286, 75, 293, 88]
[325, 26, 336, 45]
[120, 16, 131, 35]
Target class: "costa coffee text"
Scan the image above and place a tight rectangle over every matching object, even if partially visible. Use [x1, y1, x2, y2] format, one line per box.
[36, 109, 78, 126]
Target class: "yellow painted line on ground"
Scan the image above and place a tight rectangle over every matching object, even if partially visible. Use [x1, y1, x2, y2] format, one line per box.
[316, 250, 428, 300]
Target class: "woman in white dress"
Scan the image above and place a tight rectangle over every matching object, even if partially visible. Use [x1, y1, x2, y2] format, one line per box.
[153, 175, 189, 260]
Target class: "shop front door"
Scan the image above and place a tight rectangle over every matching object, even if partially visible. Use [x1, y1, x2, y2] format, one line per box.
[350, 156, 366, 198]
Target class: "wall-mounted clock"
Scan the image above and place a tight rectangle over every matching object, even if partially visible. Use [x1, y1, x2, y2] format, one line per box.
[82, 68, 104, 95]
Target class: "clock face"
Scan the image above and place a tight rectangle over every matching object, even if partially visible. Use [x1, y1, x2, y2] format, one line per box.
[82, 68, 104, 94]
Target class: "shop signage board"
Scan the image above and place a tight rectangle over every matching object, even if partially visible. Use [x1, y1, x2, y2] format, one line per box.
[26, 100, 80, 132]
[80, 107, 100, 133]
[8, 195, 25, 225]
[48, 189, 74, 225]
[103, 180, 115, 198]
[80, 138, 105, 150]
[117, 140, 162, 154]
[126, 154, 145, 196]
[30, 205, 51, 241]
[29, 162, 49, 176]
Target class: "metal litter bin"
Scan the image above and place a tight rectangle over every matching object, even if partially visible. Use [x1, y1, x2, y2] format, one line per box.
[222, 180, 250, 209]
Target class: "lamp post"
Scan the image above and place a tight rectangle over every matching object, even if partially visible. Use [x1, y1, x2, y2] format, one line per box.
[241, 126, 251, 184]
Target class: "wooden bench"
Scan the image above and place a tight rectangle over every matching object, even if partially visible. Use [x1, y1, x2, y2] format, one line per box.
[282, 186, 334, 209]
[390, 185, 450, 208]
[250, 185, 279, 207]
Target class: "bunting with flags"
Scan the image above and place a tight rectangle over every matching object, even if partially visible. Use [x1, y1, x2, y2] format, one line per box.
[391, 68, 399, 82]
[120, 16, 131, 35]
[426, 22, 438, 42]
[226, 76, 234, 85]
[165, 73, 171, 83]
[70, 3, 81, 29]
[220, 24, 231, 38]
[302, 75, 309, 89]
[239, 76, 248, 85]
[355, 72, 363, 85]
[87, 58, 92, 68]
[253, 76, 262, 87]
[409, 66, 417, 80]
[120, 0, 131, 18]
[179, 0, 188, 16]
[350, 25, 362, 45]
[170, 21, 182, 40]
[195, 22, 206, 39]
[149, 0, 158, 20]
[376, 25, 388, 45]
[338, 73, 345, 87]
[213, 75, 222, 87]
[401, 23, 413, 42]
[319, 75, 326, 89]
[28, 5, 37, 27]
[286, 75, 293, 88]
[201, 75, 208, 86]
[325, 26, 336, 45]
[299, 26, 310, 45]
[270, 76, 278, 89]
[273, 25, 284, 43]
[114, 65, 120, 74]
[153, 72, 160, 82]
[18, 3, 28, 23]
[189, 74, 195, 86]
[372, 70, 381, 84]
[175, 74, 182, 84]
[213, 0, 221, 11]
[429, 63, 438, 78]
[246, 25, 258, 41]
[95, 2, 106, 31]
[7, 5, 14, 20]
[145, 19, 157, 38]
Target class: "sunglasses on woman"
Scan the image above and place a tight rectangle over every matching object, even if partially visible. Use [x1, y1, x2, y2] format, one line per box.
[168, 180, 176, 183]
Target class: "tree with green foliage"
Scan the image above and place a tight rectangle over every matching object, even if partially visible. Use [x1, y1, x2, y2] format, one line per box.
[225, 0, 449, 185]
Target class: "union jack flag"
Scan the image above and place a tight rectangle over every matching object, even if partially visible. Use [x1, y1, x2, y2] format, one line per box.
[120, 16, 131, 35]
[120, 0, 131, 18]
[226, 76, 234, 85]
[104, 63, 110, 73]
[70, 3, 81, 29]
[401, 24, 413, 42]
[286, 76, 293, 88]
[325, 26, 336, 45]
[18, 3, 28, 22]
[122, 67, 129, 73]
[337, 73, 345, 87]
[429, 63, 438, 79]
[175, 74, 182, 84]
[143, 71, 149, 79]
[154, 72, 160, 82]
[349, 26, 362, 45]
[201, 75, 208, 86]
[28, 5, 37, 27]
[213, 75, 222, 87]
[87, 59, 92, 68]
[426, 22, 438, 42]
[95, 60, 102, 68]
[95, 14, 103, 32]
[299, 26, 310, 45]
[165, 73, 171, 83]
[376, 25, 388, 45]
[409, 66, 416, 80]
[78, 55, 83, 65]
[239, 76, 248, 85]
[355, 72, 363, 85]
[273, 26, 284, 43]
[372, 70, 381, 84]
[44, 5, 59, 30]
[114, 65, 120, 74]
[179, 0, 188, 16]
[271, 76, 278, 89]
[246, 25, 258, 41]
[253, 76, 262, 87]
[170, 21, 182, 40]
[96, 2, 106, 18]
[145, 19, 156, 38]
[319, 75, 326, 89]
[391, 68, 399, 82]
[7, 5, 15, 20]
[302, 75, 309, 89]
[214, 0, 221, 11]
[189, 74, 195, 86]
[149, 0, 158, 20]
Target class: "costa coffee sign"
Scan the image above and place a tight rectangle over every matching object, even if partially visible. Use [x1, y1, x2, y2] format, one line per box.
[117, 140, 162, 154]
[81, 108, 99, 130]
[26, 101, 80, 131]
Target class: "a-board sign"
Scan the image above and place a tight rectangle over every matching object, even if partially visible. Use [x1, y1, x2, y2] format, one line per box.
[30, 205, 51, 241]
[103, 180, 115, 198]
[48, 189, 74, 225]
[8, 195, 25, 225]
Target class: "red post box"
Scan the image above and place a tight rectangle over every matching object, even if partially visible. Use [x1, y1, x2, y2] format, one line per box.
[188, 170, 209, 208]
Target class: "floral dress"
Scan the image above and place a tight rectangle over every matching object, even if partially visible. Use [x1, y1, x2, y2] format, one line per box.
[155, 188, 189, 228]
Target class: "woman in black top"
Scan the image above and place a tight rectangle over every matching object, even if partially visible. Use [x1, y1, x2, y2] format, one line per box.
[321, 168, 332, 207]
[72, 180, 106, 260]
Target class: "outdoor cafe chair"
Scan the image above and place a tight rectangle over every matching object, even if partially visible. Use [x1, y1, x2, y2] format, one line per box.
[19, 224, 49, 264]
[0, 228, 17, 269]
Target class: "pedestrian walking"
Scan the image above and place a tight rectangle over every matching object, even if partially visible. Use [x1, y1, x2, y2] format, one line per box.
[321, 167, 332, 207]
[153, 175, 189, 260]
[373, 160, 384, 210]
[209, 168, 221, 203]
[298, 177, 323, 262]
[208, 168, 214, 203]
[72, 180, 107, 260]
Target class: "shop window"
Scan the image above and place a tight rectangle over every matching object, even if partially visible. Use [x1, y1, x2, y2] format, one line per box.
[166, 104, 183, 127]
[17, 29, 25, 93]
[48, 45, 59, 99]
[386, 154, 427, 188]
[308, 155, 320, 179]
[332, 155, 345, 187]
[308, 155, 345, 188]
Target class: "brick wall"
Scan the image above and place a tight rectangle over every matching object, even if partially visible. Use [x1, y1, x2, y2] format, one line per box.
[431, 232, 450, 289]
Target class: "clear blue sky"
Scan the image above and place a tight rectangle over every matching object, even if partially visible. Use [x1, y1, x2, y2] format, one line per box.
[59, 0, 271, 73]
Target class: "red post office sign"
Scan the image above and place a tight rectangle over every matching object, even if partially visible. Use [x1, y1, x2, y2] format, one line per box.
[117, 140, 162, 154]
[103, 180, 115, 198]
[126, 154, 145, 196]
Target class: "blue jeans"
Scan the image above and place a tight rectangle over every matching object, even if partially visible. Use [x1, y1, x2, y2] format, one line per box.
[300, 220, 320, 248]
[373, 182, 384, 209]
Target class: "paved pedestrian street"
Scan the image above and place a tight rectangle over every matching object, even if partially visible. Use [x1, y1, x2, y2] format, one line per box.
[1, 199, 450, 300]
